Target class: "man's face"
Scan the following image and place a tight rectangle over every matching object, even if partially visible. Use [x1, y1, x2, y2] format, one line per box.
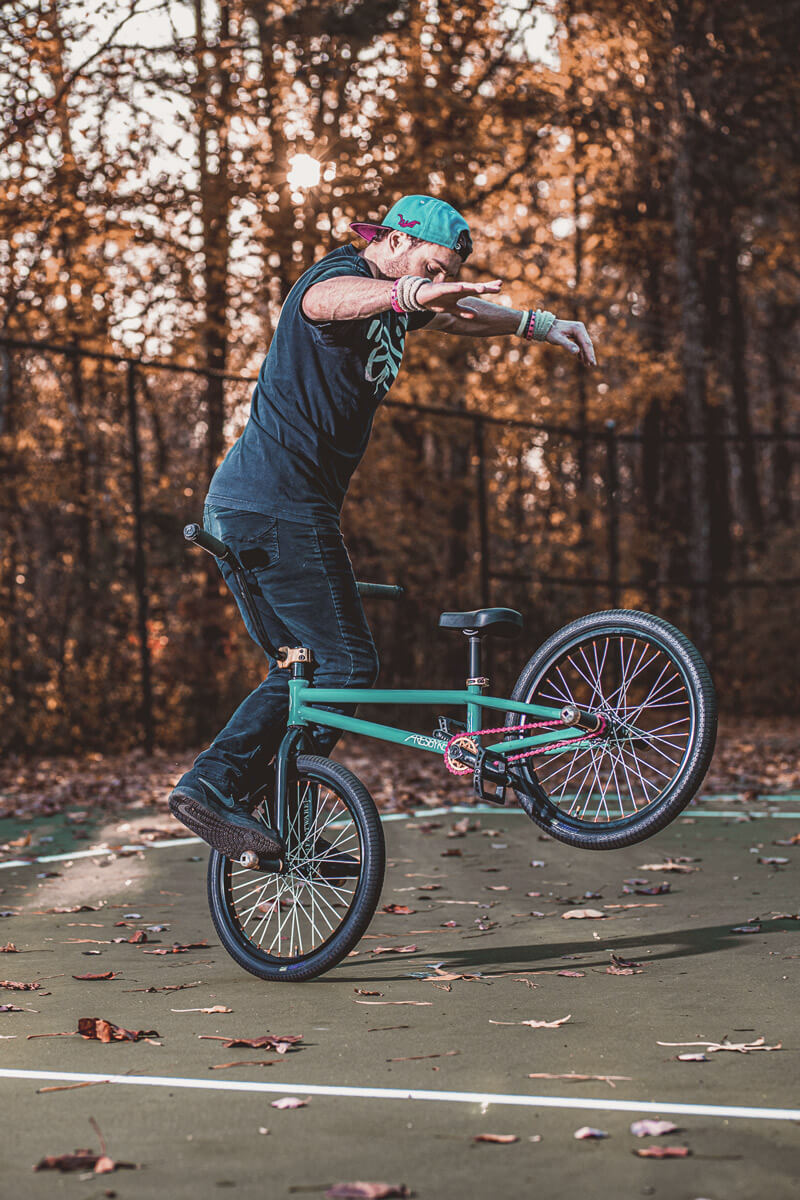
[387, 232, 462, 282]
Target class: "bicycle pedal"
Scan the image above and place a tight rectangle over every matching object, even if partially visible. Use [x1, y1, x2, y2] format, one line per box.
[473, 749, 508, 806]
[433, 716, 467, 742]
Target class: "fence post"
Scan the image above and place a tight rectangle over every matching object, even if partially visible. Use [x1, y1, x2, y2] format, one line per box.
[605, 419, 620, 610]
[126, 360, 155, 754]
[474, 415, 490, 608]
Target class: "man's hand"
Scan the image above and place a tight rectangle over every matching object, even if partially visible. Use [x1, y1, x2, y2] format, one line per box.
[417, 279, 503, 317]
[546, 319, 597, 367]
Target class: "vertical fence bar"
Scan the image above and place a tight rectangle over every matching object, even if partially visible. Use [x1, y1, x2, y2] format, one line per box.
[126, 360, 155, 754]
[474, 415, 490, 608]
[605, 419, 620, 609]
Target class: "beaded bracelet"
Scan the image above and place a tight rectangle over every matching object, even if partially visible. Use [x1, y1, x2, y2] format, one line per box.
[390, 279, 405, 314]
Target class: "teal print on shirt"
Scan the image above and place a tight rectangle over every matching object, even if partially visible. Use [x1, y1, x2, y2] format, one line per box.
[364, 315, 406, 394]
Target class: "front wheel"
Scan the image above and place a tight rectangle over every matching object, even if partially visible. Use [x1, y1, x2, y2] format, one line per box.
[207, 755, 385, 981]
[506, 609, 717, 849]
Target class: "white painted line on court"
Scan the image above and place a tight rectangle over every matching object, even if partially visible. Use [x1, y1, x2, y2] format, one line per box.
[1, 803, 798, 871]
[0, 837, 203, 870]
[0, 1068, 798, 1122]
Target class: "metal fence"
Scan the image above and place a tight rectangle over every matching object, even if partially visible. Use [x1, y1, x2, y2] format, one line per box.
[1, 334, 798, 754]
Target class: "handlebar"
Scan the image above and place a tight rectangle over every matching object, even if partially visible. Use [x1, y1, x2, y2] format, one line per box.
[183, 523, 240, 568]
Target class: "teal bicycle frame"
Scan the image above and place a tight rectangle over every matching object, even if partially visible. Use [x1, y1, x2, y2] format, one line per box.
[180, 522, 597, 858]
[269, 676, 587, 854]
[287, 679, 575, 757]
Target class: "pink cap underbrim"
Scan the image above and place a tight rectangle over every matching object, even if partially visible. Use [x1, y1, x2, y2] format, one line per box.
[349, 221, 388, 241]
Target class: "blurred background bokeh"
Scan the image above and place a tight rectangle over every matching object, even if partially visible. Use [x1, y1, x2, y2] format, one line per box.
[1, 0, 797, 757]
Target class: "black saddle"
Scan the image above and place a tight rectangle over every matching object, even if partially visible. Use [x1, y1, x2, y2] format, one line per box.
[438, 607, 523, 638]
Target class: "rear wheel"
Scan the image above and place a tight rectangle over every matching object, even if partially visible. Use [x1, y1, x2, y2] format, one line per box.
[506, 610, 717, 849]
[207, 755, 385, 981]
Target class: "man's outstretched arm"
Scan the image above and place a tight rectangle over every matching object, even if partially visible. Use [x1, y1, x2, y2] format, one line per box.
[425, 298, 597, 368]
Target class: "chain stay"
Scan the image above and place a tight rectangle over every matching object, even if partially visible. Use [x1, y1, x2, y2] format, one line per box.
[442, 716, 606, 778]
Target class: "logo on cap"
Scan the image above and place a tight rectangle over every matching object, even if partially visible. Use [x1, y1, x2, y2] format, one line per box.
[397, 215, 420, 228]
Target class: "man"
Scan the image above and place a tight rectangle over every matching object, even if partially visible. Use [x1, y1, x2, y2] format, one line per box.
[169, 194, 596, 860]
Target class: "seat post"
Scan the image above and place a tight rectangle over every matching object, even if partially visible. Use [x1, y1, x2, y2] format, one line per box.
[464, 630, 482, 679]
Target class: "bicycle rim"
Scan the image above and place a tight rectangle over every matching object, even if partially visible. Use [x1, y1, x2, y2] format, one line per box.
[514, 629, 697, 826]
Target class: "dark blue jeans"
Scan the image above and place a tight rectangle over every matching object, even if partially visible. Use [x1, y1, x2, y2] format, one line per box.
[177, 503, 380, 798]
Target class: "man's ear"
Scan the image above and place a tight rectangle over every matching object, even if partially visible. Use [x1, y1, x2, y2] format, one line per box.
[387, 229, 409, 255]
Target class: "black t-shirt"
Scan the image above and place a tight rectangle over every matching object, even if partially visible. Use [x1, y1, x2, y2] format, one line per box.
[207, 244, 434, 525]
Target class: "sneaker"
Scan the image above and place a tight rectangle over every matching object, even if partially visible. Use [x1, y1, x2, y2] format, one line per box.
[169, 776, 284, 861]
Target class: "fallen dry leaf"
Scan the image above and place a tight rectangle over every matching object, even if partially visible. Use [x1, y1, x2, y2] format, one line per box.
[637, 860, 699, 873]
[354, 989, 383, 996]
[657, 1036, 781, 1054]
[528, 1073, 631, 1089]
[676, 1053, 707, 1062]
[611, 954, 642, 969]
[0, 943, 17, 953]
[271, 1097, 308, 1110]
[381, 905, 416, 915]
[490, 1015, 571, 1029]
[34, 1151, 134, 1174]
[473, 1133, 518, 1144]
[355, 1000, 433, 1006]
[623, 882, 671, 896]
[758, 857, 789, 866]
[630, 1120, 679, 1137]
[123, 980, 202, 994]
[198, 1034, 301, 1052]
[142, 941, 208, 955]
[562, 909, 606, 920]
[0, 980, 40, 991]
[210, 1059, 282, 1069]
[574, 1126, 608, 1139]
[634, 1146, 691, 1158]
[370, 945, 418, 956]
[325, 1184, 409, 1199]
[77, 1017, 159, 1043]
[36, 1080, 109, 1094]
[33, 1117, 136, 1173]
[171, 1006, 232, 1014]
[72, 972, 119, 981]
[731, 924, 761, 933]
[387, 1050, 458, 1062]
[0, 1003, 23, 1012]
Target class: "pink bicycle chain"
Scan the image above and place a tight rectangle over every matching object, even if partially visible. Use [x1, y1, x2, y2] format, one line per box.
[443, 716, 607, 777]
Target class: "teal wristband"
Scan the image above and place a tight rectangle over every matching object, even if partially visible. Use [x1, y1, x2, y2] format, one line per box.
[532, 309, 557, 341]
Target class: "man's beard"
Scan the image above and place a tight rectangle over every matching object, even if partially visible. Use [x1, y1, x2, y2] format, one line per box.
[390, 247, 417, 278]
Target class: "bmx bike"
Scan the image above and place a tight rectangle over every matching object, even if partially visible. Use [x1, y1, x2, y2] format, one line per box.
[183, 523, 717, 982]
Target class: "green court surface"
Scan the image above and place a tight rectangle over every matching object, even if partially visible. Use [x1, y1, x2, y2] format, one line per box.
[1, 799, 798, 1198]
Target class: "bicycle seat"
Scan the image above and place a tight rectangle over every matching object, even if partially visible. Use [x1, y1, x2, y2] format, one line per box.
[438, 608, 523, 638]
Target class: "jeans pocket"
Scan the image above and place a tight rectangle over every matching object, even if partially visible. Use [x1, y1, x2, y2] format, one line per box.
[204, 506, 280, 567]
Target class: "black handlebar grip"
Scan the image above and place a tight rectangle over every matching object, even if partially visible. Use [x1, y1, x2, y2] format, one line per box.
[356, 582, 405, 597]
[183, 523, 237, 565]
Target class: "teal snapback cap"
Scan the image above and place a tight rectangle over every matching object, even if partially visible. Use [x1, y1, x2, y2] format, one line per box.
[350, 194, 472, 260]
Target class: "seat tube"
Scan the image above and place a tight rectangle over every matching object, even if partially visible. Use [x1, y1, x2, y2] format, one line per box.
[465, 634, 487, 735]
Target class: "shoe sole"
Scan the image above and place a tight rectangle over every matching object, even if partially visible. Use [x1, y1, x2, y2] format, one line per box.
[169, 795, 283, 861]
